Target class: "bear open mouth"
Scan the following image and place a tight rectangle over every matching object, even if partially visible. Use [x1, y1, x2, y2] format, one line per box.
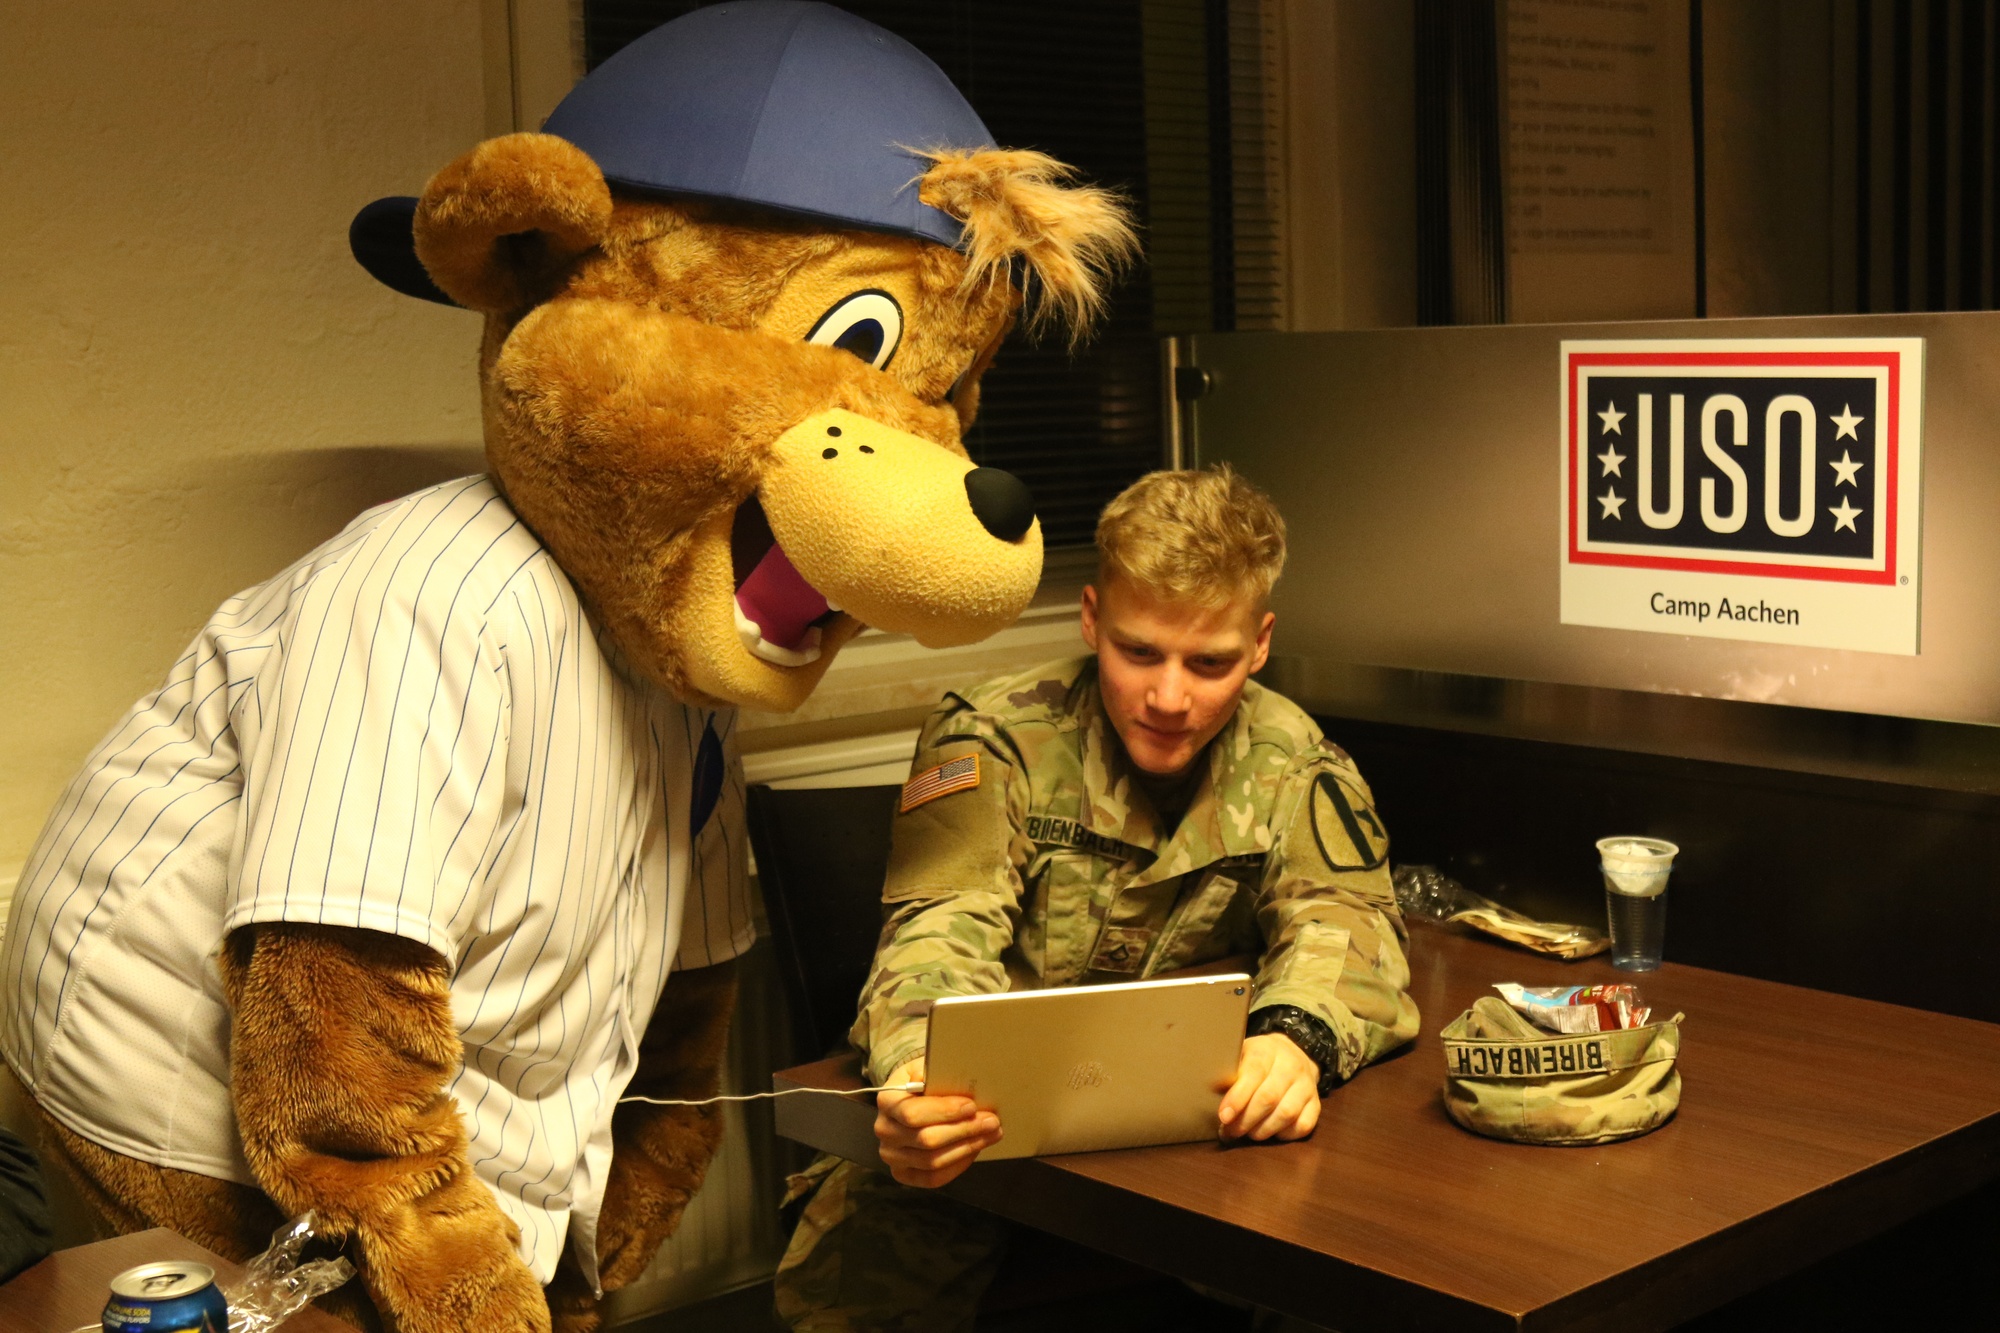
[730, 494, 841, 666]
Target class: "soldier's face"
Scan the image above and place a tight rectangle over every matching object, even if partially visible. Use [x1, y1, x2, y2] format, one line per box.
[1080, 577, 1275, 777]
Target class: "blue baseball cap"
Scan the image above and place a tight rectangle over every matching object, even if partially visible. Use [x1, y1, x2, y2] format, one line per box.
[352, 1, 994, 304]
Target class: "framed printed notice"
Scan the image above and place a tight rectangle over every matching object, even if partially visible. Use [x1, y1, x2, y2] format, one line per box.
[1559, 338, 1924, 655]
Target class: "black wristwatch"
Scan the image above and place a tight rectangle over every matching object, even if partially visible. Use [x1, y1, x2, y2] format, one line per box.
[1246, 1005, 1345, 1098]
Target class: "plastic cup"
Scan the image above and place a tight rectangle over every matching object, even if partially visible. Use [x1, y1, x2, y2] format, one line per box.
[1595, 836, 1678, 972]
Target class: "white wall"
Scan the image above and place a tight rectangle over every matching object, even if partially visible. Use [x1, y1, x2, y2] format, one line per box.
[0, 0, 512, 892]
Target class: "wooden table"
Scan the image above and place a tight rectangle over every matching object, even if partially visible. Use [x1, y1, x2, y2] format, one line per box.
[0, 1228, 349, 1332]
[773, 921, 2000, 1332]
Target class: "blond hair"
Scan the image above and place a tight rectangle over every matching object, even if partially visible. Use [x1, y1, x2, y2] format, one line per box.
[1094, 465, 1287, 608]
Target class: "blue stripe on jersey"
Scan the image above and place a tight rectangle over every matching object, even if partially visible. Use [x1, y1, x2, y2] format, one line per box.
[351, 497, 516, 917]
[265, 486, 457, 912]
[12, 650, 204, 914]
[24, 676, 237, 1047]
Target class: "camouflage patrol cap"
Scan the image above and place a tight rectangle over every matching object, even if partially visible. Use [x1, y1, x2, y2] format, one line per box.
[1441, 996, 1681, 1145]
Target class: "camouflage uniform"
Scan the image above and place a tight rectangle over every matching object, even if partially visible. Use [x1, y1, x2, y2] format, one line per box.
[775, 656, 1420, 1331]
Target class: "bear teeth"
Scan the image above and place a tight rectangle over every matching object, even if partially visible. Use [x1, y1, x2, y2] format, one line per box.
[732, 537, 831, 656]
[734, 597, 822, 666]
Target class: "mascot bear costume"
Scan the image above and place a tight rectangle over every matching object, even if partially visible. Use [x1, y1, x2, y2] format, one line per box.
[0, 4, 1135, 1329]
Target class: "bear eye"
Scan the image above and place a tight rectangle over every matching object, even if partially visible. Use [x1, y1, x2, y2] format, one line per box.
[805, 290, 903, 370]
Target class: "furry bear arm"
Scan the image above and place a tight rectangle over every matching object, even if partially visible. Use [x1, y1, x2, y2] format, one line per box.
[221, 922, 550, 1333]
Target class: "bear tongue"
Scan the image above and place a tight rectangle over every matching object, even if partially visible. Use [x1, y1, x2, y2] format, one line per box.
[734, 543, 831, 651]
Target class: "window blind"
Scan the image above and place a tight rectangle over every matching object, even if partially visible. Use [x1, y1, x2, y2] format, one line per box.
[1845, 0, 2000, 313]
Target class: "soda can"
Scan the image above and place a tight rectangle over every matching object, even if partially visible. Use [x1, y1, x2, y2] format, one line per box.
[102, 1261, 230, 1333]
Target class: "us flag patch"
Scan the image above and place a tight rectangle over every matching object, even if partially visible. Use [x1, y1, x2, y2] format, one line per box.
[900, 755, 981, 813]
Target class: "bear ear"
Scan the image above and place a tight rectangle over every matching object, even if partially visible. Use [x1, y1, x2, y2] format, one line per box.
[413, 133, 613, 313]
[917, 149, 1141, 348]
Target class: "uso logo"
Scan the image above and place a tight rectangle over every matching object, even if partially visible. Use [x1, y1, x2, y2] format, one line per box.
[1565, 346, 1906, 585]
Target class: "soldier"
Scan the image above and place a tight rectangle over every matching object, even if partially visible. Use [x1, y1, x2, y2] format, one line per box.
[774, 466, 1421, 1330]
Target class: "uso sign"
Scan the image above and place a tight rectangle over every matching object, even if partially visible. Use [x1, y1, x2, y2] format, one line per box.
[1559, 339, 1924, 655]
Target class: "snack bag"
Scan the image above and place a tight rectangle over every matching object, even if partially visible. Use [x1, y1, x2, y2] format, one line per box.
[1393, 865, 1609, 960]
[1494, 982, 1652, 1033]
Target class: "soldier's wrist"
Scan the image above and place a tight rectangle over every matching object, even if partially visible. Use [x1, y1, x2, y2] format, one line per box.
[867, 1041, 925, 1088]
[1247, 1005, 1344, 1098]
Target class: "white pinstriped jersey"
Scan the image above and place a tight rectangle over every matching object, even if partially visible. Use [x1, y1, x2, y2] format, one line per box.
[0, 475, 755, 1286]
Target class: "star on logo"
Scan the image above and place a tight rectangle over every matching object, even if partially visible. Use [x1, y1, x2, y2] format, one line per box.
[1829, 497, 1863, 532]
[1598, 488, 1626, 520]
[1829, 450, 1864, 487]
[1597, 444, 1626, 477]
[1597, 402, 1626, 435]
[1830, 404, 1864, 441]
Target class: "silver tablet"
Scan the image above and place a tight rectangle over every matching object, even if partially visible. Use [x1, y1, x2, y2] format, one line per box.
[922, 973, 1252, 1160]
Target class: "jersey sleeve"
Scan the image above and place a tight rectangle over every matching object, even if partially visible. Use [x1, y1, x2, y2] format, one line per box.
[850, 705, 1032, 1084]
[1249, 747, 1420, 1082]
[675, 710, 757, 971]
[224, 550, 515, 965]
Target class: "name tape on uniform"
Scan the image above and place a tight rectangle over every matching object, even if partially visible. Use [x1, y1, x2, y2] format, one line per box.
[1444, 1034, 1630, 1079]
[1023, 813, 1147, 863]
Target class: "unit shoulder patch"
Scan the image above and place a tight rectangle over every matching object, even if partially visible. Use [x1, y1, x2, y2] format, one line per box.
[900, 754, 981, 813]
[1308, 769, 1389, 871]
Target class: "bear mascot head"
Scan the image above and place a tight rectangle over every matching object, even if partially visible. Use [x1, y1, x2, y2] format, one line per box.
[3, 5, 1135, 1332]
[358, 0, 1137, 711]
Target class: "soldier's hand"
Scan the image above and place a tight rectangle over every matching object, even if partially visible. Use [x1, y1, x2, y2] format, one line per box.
[1218, 1034, 1321, 1142]
[873, 1058, 1003, 1188]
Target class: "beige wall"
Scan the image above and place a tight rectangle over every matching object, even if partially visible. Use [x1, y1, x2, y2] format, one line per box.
[0, 1, 513, 887]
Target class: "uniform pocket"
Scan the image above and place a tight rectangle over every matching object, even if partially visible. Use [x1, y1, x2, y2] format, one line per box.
[1290, 919, 1353, 969]
[1149, 869, 1250, 974]
[1028, 850, 1104, 983]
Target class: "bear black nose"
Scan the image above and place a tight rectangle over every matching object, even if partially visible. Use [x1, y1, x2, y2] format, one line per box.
[964, 468, 1037, 542]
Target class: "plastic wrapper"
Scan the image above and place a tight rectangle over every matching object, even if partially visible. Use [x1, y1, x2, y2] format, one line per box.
[1393, 864, 1609, 960]
[1495, 982, 1652, 1033]
[219, 1212, 356, 1332]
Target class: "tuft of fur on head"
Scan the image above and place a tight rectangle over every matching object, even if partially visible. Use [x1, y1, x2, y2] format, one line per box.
[917, 148, 1140, 347]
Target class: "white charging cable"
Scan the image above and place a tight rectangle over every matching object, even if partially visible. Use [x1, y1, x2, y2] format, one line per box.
[618, 1082, 925, 1107]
